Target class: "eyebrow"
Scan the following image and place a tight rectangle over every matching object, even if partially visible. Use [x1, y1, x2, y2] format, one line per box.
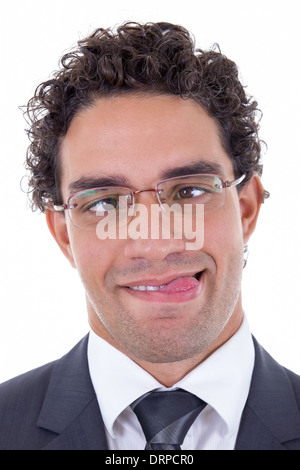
[67, 160, 225, 195]
[68, 175, 131, 195]
[160, 160, 225, 180]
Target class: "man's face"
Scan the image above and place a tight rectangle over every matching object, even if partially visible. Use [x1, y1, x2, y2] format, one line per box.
[56, 94, 251, 365]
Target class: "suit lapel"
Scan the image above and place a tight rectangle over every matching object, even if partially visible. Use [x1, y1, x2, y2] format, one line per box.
[235, 337, 300, 450]
[235, 404, 286, 450]
[42, 396, 108, 450]
[37, 335, 108, 450]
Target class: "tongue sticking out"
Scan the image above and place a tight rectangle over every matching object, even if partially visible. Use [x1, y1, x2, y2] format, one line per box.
[159, 276, 200, 294]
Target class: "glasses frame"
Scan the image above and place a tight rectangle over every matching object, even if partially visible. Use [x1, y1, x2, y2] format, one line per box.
[53, 173, 246, 215]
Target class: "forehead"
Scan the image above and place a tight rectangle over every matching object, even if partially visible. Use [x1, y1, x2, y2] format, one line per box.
[60, 94, 234, 197]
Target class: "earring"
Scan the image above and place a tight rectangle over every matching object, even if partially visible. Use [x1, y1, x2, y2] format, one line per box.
[243, 245, 249, 269]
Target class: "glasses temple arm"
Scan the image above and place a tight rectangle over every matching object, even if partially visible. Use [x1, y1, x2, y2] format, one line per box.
[53, 204, 67, 212]
[223, 174, 246, 188]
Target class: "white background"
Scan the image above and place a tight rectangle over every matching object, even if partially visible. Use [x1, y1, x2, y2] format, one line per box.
[0, 0, 299, 383]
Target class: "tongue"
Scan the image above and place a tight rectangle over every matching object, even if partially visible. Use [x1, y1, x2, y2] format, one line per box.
[159, 276, 199, 294]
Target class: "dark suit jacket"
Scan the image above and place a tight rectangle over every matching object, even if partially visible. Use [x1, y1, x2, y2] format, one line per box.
[0, 335, 300, 450]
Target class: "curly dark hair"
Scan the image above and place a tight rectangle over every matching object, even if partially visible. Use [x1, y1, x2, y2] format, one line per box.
[24, 21, 268, 212]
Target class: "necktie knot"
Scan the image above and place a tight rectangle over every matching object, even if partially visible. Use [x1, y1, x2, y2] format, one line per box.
[131, 389, 206, 450]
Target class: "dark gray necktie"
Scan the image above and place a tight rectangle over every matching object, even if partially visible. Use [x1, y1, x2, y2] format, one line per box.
[131, 389, 206, 450]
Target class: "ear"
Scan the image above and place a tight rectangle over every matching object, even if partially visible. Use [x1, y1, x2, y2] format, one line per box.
[45, 210, 76, 268]
[239, 175, 264, 245]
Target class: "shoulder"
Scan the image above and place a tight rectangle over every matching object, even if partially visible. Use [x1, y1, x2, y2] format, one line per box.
[0, 361, 55, 418]
[248, 338, 300, 448]
[0, 335, 89, 407]
[0, 360, 55, 404]
[0, 361, 57, 449]
[0, 336, 90, 449]
[252, 337, 300, 394]
[283, 366, 300, 403]
[253, 337, 300, 387]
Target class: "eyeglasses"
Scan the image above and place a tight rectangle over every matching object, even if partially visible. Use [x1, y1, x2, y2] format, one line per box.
[53, 173, 245, 230]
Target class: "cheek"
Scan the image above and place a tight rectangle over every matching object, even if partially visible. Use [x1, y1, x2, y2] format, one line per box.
[203, 205, 243, 263]
[68, 229, 118, 285]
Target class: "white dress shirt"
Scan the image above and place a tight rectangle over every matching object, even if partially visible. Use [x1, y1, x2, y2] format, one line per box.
[87, 317, 254, 450]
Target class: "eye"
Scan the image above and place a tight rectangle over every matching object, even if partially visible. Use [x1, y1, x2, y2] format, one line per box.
[168, 184, 213, 206]
[86, 196, 120, 214]
[177, 186, 206, 199]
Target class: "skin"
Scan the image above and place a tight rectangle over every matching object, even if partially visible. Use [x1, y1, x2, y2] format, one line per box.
[46, 94, 263, 387]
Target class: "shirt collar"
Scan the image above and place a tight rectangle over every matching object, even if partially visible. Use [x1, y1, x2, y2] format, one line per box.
[87, 331, 161, 438]
[87, 316, 254, 439]
[175, 317, 255, 436]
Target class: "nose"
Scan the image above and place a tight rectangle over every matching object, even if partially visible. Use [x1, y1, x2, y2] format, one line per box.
[123, 191, 186, 260]
[124, 237, 185, 260]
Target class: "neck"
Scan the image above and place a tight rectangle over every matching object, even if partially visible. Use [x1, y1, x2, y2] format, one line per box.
[90, 307, 244, 388]
[133, 312, 243, 387]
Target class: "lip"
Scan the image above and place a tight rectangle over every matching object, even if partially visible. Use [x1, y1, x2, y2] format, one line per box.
[120, 271, 204, 304]
[120, 271, 203, 288]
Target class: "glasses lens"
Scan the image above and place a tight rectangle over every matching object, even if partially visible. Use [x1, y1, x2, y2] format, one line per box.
[68, 187, 131, 229]
[157, 175, 224, 215]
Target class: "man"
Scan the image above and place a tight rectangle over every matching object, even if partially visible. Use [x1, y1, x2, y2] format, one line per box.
[0, 21, 299, 451]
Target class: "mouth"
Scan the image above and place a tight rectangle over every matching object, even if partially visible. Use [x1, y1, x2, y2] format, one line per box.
[121, 271, 204, 303]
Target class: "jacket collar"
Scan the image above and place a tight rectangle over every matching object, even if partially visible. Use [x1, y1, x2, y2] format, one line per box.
[235, 337, 300, 450]
[37, 335, 108, 450]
